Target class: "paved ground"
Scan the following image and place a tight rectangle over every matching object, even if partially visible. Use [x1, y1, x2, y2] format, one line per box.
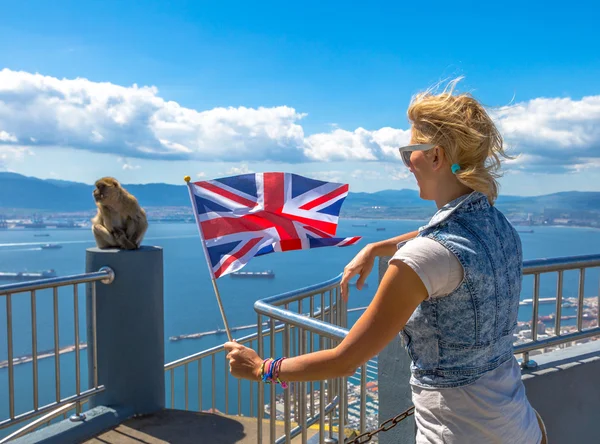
[84, 409, 318, 444]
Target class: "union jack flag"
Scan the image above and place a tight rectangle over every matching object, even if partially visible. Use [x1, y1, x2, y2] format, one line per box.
[187, 172, 361, 278]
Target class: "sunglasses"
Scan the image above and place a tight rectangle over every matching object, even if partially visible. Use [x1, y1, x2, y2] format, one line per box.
[397, 143, 435, 168]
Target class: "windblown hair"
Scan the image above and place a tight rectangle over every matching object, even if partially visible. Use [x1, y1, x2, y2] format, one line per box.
[407, 77, 512, 204]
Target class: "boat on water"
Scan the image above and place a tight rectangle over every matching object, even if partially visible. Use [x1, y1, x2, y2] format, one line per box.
[0, 269, 57, 281]
[34, 234, 50, 237]
[376, 227, 386, 231]
[230, 270, 274, 278]
[41, 243, 62, 249]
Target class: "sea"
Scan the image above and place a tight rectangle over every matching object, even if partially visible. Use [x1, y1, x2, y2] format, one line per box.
[0, 219, 599, 437]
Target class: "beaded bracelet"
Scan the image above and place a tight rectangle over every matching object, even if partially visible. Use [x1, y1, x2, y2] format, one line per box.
[260, 357, 288, 388]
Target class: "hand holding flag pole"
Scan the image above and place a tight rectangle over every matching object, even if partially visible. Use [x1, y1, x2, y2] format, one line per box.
[184, 171, 361, 345]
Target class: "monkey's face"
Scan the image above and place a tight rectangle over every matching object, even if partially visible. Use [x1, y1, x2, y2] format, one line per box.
[93, 177, 121, 207]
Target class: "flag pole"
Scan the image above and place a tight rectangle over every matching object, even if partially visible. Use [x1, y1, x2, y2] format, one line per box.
[184, 175, 233, 342]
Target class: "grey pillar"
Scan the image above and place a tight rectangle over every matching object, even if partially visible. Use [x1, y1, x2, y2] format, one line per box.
[377, 256, 416, 444]
[86, 246, 165, 415]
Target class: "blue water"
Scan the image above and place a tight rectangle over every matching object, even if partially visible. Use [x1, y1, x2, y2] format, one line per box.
[0, 220, 599, 436]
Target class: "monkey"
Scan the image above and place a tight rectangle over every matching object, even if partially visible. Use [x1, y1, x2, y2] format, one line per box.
[91, 177, 148, 250]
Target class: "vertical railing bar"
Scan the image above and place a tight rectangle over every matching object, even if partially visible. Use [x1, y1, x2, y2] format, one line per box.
[336, 287, 346, 442]
[327, 289, 334, 438]
[577, 268, 586, 331]
[284, 317, 291, 442]
[225, 353, 229, 414]
[555, 271, 564, 337]
[257, 314, 263, 444]
[319, 291, 325, 443]
[338, 376, 346, 443]
[185, 363, 189, 411]
[212, 354, 216, 412]
[6, 293, 15, 419]
[531, 274, 540, 341]
[198, 359, 203, 412]
[31, 289, 39, 411]
[597, 271, 600, 330]
[360, 365, 367, 434]
[92, 282, 98, 389]
[73, 284, 81, 414]
[270, 318, 276, 444]
[237, 341, 246, 416]
[170, 368, 175, 409]
[309, 295, 315, 419]
[53, 286, 61, 402]
[250, 379, 254, 417]
[294, 302, 300, 423]
[300, 327, 307, 444]
[237, 376, 241, 415]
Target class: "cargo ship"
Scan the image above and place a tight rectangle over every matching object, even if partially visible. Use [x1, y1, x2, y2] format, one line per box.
[0, 269, 57, 281]
[230, 270, 274, 278]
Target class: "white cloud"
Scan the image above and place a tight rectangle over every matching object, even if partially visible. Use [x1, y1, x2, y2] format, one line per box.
[224, 164, 252, 176]
[568, 157, 600, 173]
[196, 171, 206, 178]
[0, 145, 32, 171]
[0, 131, 17, 142]
[0, 69, 306, 163]
[303, 127, 411, 161]
[492, 96, 600, 170]
[0, 68, 599, 172]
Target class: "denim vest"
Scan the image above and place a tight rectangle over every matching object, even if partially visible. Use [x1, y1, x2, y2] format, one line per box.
[400, 191, 523, 389]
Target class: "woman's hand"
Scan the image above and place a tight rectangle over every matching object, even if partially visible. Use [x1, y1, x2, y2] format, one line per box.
[340, 244, 376, 302]
[224, 341, 263, 381]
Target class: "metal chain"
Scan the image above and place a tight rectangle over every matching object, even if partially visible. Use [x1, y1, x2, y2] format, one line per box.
[345, 406, 415, 444]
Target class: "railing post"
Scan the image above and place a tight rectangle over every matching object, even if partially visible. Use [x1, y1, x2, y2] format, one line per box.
[86, 246, 165, 415]
[377, 256, 416, 444]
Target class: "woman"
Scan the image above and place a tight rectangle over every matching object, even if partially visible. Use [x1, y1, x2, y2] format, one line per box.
[224, 79, 544, 443]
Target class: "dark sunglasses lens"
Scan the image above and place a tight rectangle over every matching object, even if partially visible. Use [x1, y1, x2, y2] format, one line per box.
[401, 151, 412, 168]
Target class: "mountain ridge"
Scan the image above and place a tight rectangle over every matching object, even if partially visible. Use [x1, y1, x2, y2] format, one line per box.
[0, 172, 599, 216]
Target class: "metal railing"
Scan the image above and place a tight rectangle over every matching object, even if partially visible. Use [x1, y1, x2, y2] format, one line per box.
[164, 274, 377, 444]
[516, 254, 600, 366]
[165, 253, 599, 443]
[0, 267, 114, 435]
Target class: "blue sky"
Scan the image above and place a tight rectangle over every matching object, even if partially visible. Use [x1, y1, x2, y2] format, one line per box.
[0, 0, 599, 195]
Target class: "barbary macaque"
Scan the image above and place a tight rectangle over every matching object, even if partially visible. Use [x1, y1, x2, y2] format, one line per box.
[91, 177, 148, 250]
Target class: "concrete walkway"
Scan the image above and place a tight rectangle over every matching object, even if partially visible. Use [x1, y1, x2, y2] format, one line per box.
[85, 409, 318, 443]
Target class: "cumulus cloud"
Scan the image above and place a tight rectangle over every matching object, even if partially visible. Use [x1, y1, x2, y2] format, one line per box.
[0, 69, 306, 163]
[492, 96, 600, 171]
[0, 68, 599, 172]
[303, 127, 411, 161]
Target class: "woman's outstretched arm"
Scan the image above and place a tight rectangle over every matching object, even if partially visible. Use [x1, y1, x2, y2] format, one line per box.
[340, 230, 419, 301]
[225, 259, 428, 382]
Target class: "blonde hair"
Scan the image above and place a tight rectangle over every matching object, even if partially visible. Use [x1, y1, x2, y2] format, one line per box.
[407, 77, 511, 204]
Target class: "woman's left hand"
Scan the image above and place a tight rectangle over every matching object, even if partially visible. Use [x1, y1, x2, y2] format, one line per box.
[224, 341, 263, 381]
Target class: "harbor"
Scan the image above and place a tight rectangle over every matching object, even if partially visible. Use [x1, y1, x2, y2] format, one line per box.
[0, 343, 88, 369]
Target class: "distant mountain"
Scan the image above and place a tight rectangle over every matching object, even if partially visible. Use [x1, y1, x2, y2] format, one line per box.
[0, 172, 599, 216]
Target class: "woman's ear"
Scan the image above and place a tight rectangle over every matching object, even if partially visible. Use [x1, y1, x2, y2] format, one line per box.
[430, 146, 446, 171]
